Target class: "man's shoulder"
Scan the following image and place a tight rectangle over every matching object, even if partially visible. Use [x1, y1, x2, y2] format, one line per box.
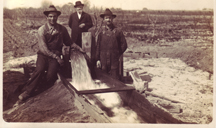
[70, 12, 77, 16]
[98, 26, 106, 33]
[82, 11, 91, 16]
[38, 24, 47, 33]
[113, 27, 123, 33]
[57, 24, 67, 31]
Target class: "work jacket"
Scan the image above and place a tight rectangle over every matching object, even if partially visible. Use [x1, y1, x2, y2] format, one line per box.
[37, 23, 71, 58]
[96, 25, 127, 72]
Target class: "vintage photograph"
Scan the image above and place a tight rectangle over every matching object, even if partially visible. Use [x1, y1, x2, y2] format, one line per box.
[2, 0, 214, 126]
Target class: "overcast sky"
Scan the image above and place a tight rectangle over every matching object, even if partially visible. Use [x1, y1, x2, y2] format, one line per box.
[3, 0, 214, 10]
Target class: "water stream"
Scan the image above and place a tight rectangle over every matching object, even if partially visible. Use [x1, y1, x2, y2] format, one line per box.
[70, 50, 145, 123]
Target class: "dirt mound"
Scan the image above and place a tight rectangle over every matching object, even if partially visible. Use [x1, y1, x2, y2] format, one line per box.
[3, 79, 102, 123]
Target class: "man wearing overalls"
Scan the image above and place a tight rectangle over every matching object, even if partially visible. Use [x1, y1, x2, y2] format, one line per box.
[96, 9, 127, 80]
[17, 5, 83, 104]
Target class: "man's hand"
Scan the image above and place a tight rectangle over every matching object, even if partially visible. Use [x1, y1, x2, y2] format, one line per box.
[56, 56, 64, 66]
[79, 23, 85, 28]
[96, 60, 101, 68]
[71, 43, 85, 53]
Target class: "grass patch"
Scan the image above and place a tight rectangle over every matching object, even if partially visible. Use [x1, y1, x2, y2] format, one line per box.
[126, 37, 213, 74]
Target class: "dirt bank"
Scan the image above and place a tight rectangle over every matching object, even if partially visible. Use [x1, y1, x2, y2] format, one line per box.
[3, 78, 107, 123]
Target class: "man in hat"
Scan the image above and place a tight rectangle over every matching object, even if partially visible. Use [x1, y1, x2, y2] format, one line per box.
[96, 9, 127, 80]
[17, 5, 83, 104]
[68, 1, 93, 47]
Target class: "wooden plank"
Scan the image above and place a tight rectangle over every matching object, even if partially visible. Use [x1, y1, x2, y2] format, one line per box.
[78, 86, 135, 95]
[129, 71, 184, 104]
[123, 51, 158, 58]
[145, 91, 185, 104]
[94, 68, 188, 123]
[129, 71, 142, 82]
[58, 73, 79, 93]
[168, 105, 182, 113]
[82, 32, 92, 58]
[129, 71, 148, 93]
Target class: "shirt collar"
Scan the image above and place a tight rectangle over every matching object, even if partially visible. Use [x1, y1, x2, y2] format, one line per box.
[47, 23, 58, 30]
[105, 24, 115, 31]
[77, 12, 82, 16]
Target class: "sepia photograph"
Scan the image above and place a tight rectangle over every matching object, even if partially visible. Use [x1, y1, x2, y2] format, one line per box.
[1, 0, 215, 127]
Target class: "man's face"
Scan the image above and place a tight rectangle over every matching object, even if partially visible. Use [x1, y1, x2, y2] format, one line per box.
[104, 15, 113, 25]
[76, 6, 83, 14]
[47, 12, 58, 26]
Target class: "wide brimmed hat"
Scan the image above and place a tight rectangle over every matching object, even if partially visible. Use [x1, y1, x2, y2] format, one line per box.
[43, 5, 61, 16]
[100, 8, 116, 18]
[74, 1, 84, 8]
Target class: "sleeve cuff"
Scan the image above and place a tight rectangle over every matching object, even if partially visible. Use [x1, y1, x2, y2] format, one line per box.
[52, 54, 57, 59]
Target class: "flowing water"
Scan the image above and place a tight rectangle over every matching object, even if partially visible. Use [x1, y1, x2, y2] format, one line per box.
[70, 50, 145, 123]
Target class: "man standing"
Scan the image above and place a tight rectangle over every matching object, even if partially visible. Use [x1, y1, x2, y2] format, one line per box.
[96, 9, 127, 80]
[68, 1, 93, 47]
[17, 5, 83, 104]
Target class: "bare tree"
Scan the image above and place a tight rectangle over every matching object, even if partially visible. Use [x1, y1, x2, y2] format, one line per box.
[62, 3, 74, 15]
[41, 0, 52, 10]
[83, 0, 91, 12]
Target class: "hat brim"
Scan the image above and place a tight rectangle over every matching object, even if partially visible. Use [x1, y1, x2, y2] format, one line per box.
[44, 11, 61, 16]
[100, 14, 116, 18]
[74, 4, 84, 8]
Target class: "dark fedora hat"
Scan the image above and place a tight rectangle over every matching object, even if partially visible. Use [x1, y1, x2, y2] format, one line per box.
[74, 1, 84, 8]
[100, 8, 116, 18]
[43, 5, 61, 16]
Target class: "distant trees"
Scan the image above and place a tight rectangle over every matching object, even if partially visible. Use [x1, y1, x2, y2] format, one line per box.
[142, 8, 148, 11]
[61, 3, 74, 14]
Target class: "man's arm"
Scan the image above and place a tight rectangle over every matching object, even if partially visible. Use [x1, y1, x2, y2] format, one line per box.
[95, 32, 102, 68]
[96, 32, 102, 61]
[37, 26, 58, 59]
[85, 14, 93, 30]
[62, 26, 72, 46]
[61, 26, 85, 53]
[118, 31, 127, 55]
[68, 14, 73, 29]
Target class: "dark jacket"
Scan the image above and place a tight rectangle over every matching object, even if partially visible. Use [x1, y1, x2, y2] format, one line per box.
[68, 11, 93, 46]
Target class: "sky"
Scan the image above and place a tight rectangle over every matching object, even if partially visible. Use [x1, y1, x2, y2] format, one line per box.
[3, 0, 214, 10]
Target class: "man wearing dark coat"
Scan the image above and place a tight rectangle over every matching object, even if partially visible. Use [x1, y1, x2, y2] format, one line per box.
[96, 9, 127, 80]
[16, 5, 83, 105]
[68, 1, 93, 47]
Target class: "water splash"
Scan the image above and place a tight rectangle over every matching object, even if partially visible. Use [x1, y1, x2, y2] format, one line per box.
[70, 50, 96, 90]
[69, 50, 142, 123]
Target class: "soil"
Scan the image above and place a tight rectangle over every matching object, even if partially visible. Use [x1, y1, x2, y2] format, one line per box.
[3, 79, 98, 123]
[123, 57, 213, 124]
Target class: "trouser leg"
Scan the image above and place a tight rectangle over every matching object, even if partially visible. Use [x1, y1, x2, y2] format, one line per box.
[110, 68, 119, 80]
[45, 58, 59, 87]
[25, 54, 47, 95]
[110, 60, 119, 80]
